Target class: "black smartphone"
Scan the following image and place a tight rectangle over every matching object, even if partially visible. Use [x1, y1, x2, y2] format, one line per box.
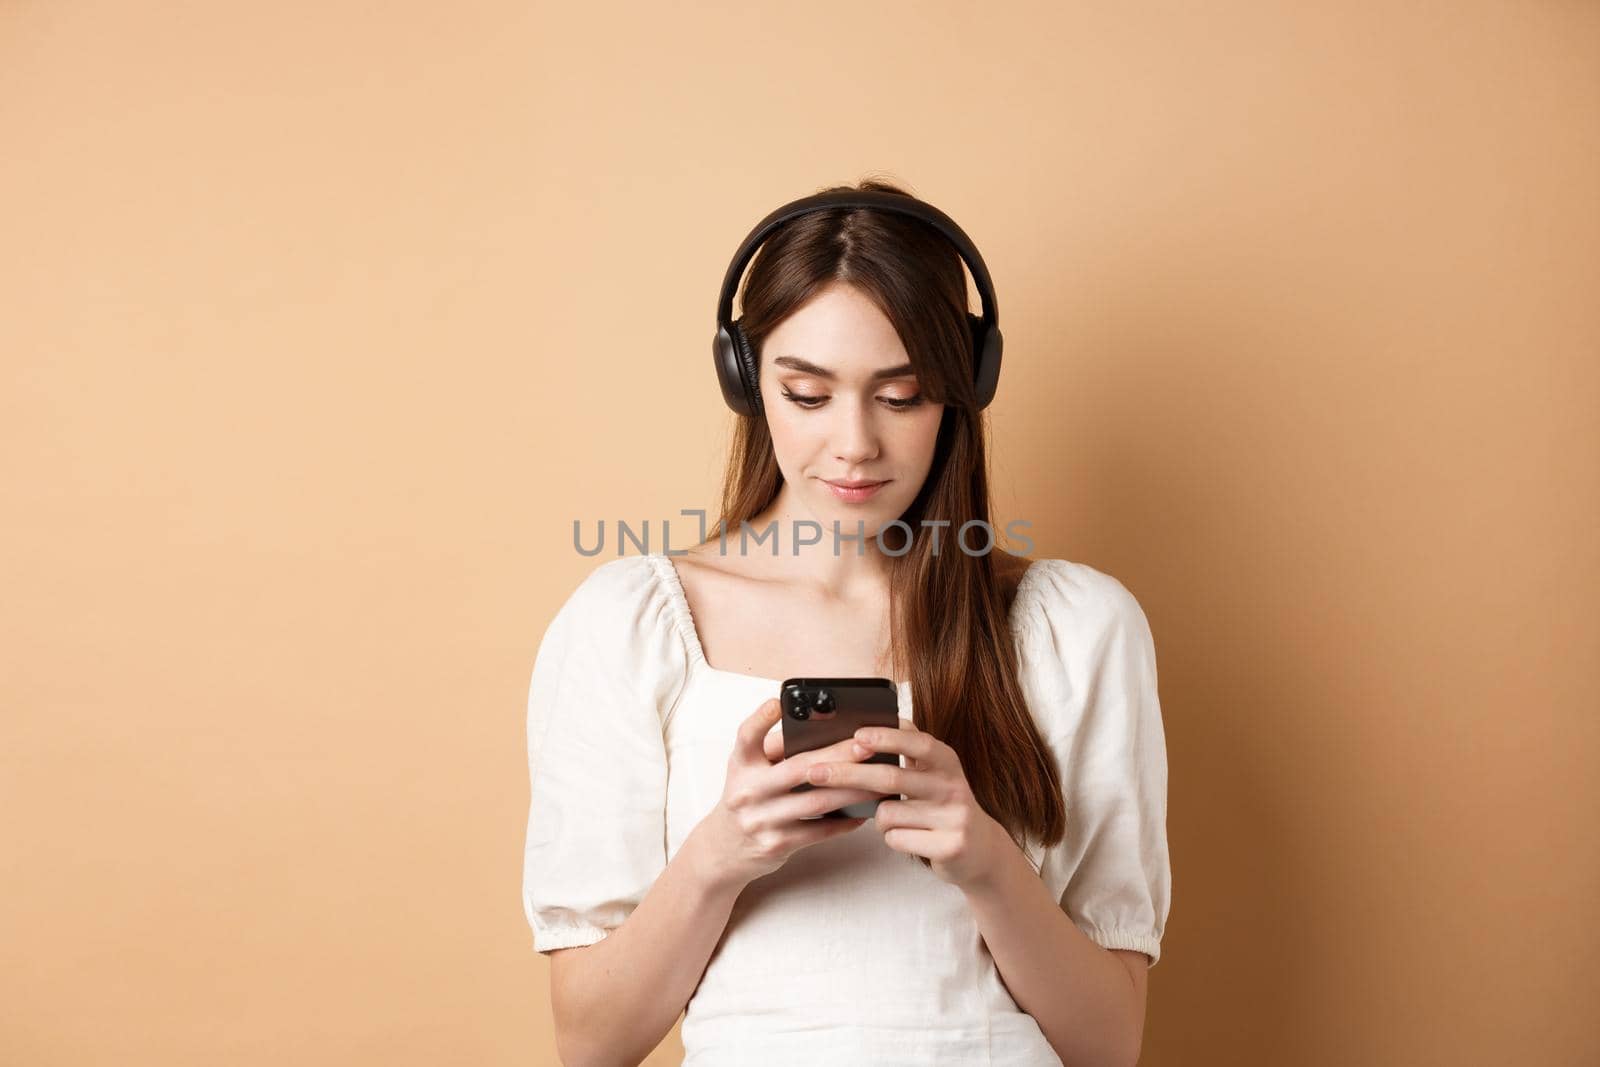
[780, 677, 903, 819]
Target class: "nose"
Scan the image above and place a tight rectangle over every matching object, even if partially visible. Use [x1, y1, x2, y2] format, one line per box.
[831, 395, 882, 467]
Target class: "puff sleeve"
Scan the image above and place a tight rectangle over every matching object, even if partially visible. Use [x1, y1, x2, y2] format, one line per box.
[1020, 559, 1172, 967]
[521, 556, 690, 955]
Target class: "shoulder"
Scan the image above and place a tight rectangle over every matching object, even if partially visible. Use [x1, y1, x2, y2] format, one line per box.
[1011, 556, 1155, 664]
[1016, 556, 1148, 629]
[564, 553, 662, 607]
[543, 554, 681, 650]
[532, 554, 693, 713]
[1011, 558, 1164, 744]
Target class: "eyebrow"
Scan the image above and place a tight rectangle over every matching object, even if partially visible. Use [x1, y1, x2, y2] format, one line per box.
[771, 355, 917, 381]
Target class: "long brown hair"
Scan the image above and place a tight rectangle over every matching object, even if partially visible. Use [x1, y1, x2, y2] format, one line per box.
[703, 177, 1066, 862]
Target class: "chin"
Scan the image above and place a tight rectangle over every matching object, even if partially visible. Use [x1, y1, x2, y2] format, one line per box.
[812, 491, 909, 534]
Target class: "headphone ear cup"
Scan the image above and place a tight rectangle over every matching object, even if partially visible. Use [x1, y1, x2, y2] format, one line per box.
[969, 312, 1003, 409]
[713, 322, 761, 416]
[731, 320, 764, 415]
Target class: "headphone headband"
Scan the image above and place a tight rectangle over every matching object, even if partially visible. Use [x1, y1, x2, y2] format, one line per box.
[711, 188, 1004, 415]
[715, 189, 1000, 330]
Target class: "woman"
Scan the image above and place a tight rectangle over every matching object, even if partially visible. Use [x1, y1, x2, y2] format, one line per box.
[522, 179, 1171, 1066]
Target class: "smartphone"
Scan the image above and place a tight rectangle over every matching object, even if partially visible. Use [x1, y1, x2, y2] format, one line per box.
[780, 677, 903, 819]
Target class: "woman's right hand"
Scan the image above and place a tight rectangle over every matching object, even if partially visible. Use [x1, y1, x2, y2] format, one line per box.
[698, 697, 881, 886]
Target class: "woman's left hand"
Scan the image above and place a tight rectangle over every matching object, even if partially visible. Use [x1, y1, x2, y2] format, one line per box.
[805, 717, 1009, 889]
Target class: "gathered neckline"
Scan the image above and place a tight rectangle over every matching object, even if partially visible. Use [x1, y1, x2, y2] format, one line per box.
[641, 552, 1051, 689]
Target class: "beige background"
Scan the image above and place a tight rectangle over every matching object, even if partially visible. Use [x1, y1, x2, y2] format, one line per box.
[3, 2, 1596, 1064]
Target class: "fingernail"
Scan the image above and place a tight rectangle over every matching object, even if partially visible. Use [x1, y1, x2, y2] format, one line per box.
[851, 742, 870, 757]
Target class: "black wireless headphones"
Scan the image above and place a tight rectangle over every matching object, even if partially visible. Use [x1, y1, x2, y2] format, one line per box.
[712, 189, 1003, 416]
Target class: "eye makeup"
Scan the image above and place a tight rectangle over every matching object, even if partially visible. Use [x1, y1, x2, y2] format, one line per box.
[779, 387, 925, 411]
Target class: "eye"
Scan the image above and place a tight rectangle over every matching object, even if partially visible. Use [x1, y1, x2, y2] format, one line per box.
[779, 388, 925, 411]
[779, 388, 826, 409]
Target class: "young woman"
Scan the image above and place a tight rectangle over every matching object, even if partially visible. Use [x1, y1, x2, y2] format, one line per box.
[522, 179, 1171, 1066]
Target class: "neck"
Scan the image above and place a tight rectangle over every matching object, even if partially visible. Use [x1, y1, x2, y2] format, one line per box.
[729, 481, 897, 601]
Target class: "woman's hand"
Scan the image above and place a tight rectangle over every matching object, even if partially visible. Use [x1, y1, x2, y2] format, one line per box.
[804, 716, 1010, 890]
[698, 698, 881, 888]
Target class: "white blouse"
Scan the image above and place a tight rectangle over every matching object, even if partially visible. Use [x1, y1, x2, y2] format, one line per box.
[522, 552, 1171, 1066]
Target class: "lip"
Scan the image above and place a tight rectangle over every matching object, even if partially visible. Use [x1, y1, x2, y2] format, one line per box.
[820, 477, 889, 503]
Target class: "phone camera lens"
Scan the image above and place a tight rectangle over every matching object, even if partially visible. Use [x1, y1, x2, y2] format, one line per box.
[785, 687, 811, 720]
[813, 689, 835, 713]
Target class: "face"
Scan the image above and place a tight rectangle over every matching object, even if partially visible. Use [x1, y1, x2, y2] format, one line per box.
[757, 281, 945, 539]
